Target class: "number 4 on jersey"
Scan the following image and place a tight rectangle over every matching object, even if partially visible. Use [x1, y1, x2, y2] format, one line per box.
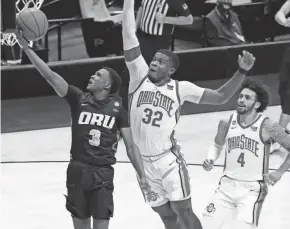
[237, 152, 245, 167]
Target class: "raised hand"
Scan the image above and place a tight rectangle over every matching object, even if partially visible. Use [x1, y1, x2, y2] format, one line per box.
[15, 28, 30, 50]
[238, 50, 256, 71]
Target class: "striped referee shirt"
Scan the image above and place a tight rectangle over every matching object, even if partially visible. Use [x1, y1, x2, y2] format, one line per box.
[139, 0, 191, 36]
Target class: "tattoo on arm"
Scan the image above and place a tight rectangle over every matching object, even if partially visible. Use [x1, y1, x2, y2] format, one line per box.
[265, 121, 290, 151]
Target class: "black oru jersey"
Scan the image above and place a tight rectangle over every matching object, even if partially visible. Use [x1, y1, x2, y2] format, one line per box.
[64, 85, 129, 166]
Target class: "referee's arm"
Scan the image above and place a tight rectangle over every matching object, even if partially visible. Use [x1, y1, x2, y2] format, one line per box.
[275, 0, 290, 27]
[163, 0, 193, 25]
[136, 4, 143, 31]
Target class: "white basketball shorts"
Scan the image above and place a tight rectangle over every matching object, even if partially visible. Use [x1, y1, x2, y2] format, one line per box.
[203, 176, 268, 227]
[138, 148, 191, 207]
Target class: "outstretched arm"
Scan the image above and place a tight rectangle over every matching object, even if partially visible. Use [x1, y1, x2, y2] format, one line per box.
[198, 69, 247, 105]
[122, 0, 141, 62]
[17, 33, 68, 97]
[263, 119, 290, 185]
[198, 51, 255, 105]
[122, 0, 149, 93]
[179, 51, 255, 105]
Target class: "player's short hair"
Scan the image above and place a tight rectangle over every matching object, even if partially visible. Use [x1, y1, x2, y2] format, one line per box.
[239, 78, 270, 113]
[102, 67, 122, 94]
[157, 49, 179, 71]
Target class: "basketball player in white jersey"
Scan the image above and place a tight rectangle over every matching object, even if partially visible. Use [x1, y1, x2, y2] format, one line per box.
[122, 1, 255, 229]
[202, 78, 290, 229]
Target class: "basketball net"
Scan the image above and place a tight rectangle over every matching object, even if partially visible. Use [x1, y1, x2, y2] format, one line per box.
[0, 0, 44, 46]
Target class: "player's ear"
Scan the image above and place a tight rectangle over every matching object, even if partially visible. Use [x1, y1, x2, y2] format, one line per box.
[168, 68, 176, 76]
[104, 83, 111, 91]
[254, 101, 261, 110]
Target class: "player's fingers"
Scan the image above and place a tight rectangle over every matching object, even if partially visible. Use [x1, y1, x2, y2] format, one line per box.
[203, 161, 212, 168]
[263, 174, 270, 182]
[203, 164, 213, 171]
[15, 28, 23, 39]
[203, 165, 210, 170]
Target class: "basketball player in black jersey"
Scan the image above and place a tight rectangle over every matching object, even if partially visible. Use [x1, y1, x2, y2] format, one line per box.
[16, 32, 150, 229]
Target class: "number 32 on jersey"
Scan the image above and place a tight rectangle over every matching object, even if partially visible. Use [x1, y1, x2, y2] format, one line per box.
[142, 108, 163, 127]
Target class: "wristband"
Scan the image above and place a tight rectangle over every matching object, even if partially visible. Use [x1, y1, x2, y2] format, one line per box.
[207, 142, 224, 161]
[238, 68, 248, 75]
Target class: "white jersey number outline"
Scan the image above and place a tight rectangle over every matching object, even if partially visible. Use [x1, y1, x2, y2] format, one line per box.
[89, 129, 101, 146]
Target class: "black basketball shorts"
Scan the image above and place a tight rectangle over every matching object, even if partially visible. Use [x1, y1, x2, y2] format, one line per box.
[65, 161, 114, 220]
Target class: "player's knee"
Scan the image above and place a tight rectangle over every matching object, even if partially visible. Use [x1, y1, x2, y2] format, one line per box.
[202, 215, 223, 229]
[152, 203, 178, 221]
[93, 219, 110, 229]
[170, 198, 192, 218]
[152, 204, 178, 225]
[174, 205, 192, 218]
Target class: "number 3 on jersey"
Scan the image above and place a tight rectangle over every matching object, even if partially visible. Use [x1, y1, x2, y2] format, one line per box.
[142, 108, 163, 127]
[89, 129, 101, 146]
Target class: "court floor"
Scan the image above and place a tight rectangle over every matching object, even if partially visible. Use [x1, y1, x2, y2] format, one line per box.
[1, 106, 290, 229]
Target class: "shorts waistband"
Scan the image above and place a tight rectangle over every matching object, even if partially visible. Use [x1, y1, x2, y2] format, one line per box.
[70, 160, 113, 170]
[141, 149, 173, 162]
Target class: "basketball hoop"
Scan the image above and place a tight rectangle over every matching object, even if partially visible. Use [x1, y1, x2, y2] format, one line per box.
[0, 0, 44, 46]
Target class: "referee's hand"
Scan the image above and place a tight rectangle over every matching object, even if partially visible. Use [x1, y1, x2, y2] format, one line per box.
[155, 12, 166, 24]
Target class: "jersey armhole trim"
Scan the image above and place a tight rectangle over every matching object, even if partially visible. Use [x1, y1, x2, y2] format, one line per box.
[128, 75, 149, 95]
[175, 80, 181, 105]
[224, 114, 234, 138]
[259, 117, 271, 145]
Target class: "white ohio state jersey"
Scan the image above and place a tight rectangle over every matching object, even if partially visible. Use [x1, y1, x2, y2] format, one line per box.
[224, 113, 270, 181]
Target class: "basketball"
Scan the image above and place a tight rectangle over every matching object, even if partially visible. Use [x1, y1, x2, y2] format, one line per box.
[16, 8, 48, 41]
